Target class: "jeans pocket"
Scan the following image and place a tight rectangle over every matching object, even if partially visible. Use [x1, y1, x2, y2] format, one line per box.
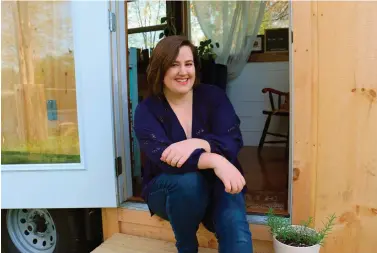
[147, 189, 169, 221]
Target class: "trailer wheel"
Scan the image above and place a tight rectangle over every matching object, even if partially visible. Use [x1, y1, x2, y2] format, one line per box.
[2, 209, 71, 253]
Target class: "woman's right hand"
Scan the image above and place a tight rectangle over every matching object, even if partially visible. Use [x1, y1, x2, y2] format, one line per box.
[212, 155, 246, 194]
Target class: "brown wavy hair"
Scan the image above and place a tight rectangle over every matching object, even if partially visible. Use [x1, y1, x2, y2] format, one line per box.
[146, 35, 201, 96]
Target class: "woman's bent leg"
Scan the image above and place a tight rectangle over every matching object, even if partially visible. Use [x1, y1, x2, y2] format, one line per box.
[206, 179, 252, 253]
[146, 172, 210, 253]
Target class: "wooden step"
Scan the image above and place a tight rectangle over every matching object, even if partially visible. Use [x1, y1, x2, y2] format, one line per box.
[91, 233, 216, 253]
[101, 207, 274, 253]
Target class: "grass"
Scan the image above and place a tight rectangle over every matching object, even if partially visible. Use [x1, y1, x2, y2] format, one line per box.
[1, 151, 80, 164]
[1, 135, 81, 164]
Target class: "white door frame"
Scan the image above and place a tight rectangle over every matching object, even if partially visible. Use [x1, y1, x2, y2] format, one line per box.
[109, 0, 133, 202]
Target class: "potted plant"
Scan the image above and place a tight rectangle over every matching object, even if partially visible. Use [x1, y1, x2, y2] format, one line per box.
[196, 39, 227, 90]
[197, 38, 219, 62]
[266, 208, 336, 253]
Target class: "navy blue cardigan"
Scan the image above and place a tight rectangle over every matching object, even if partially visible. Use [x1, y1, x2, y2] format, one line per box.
[133, 84, 244, 201]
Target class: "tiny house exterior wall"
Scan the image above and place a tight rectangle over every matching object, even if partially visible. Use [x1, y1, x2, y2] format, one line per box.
[292, 1, 377, 252]
[101, 1, 377, 253]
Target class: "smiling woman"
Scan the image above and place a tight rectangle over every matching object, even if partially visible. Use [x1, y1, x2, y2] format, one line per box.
[132, 36, 253, 253]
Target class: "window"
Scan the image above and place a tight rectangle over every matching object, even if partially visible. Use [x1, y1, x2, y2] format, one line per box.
[1, 1, 80, 164]
[259, 1, 289, 35]
[127, 0, 167, 49]
[187, 1, 206, 47]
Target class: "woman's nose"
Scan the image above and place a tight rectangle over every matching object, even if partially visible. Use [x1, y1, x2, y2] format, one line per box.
[178, 65, 188, 75]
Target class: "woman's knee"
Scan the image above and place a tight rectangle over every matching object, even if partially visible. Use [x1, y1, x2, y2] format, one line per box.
[157, 172, 209, 212]
[173, 172, 209, 203]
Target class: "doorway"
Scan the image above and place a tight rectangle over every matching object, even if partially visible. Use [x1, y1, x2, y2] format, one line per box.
[123, 0, 292, 217]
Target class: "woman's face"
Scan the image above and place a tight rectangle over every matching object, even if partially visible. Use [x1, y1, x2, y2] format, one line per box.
[163, 45, 196, 96]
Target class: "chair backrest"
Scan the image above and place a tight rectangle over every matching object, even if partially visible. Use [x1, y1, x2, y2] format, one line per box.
[262, 88, 289, 111]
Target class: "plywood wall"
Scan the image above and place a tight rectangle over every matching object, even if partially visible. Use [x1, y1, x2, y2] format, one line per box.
[293, 1, 377, 252]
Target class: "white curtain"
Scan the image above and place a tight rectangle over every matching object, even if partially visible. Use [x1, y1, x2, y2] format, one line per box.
[193, 1, 266, 80]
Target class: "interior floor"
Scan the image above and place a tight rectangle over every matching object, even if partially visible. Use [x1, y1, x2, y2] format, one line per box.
[129, 146, 289, 216]
[240, 146, 289, 215]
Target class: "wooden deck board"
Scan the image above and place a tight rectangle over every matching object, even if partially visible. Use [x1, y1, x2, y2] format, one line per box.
[91, 233, 216, 253]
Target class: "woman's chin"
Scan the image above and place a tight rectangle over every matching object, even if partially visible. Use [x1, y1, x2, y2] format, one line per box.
[174, 83, 193, 94]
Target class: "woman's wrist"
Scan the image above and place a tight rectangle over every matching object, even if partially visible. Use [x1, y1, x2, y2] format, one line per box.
[192, 138, 211, 152]
[197, 152, 224, 170]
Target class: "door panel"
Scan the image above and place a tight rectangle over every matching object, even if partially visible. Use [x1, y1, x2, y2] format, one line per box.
[1, 1, 118, 208]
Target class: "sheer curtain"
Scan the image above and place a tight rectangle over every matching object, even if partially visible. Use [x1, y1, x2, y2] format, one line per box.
[193, 1, 266, 80]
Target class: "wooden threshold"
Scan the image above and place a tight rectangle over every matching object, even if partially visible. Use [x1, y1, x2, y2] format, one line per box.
[247, 207, 289, 217]
[92, 233, 216, 253]
[126, 197, 289, 216]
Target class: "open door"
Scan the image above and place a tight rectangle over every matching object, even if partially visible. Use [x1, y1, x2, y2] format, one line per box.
[1, 1, 118, 209]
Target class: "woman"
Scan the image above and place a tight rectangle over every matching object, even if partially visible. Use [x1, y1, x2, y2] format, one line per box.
[134, 36, 252, 253]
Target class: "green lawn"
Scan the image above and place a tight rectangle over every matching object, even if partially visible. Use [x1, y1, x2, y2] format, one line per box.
[1, 151, 80, 164]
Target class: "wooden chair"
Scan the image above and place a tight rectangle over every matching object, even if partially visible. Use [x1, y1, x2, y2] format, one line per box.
[258, 88, 290, 157]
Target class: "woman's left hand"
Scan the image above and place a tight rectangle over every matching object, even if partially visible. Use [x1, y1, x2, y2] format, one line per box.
[161, 139, 209, 167]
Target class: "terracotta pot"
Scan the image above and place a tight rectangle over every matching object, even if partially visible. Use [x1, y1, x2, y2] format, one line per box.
[272, 225, 321, 253]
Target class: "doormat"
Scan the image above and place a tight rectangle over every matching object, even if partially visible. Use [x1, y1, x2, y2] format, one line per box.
[245, 191, 287, 211]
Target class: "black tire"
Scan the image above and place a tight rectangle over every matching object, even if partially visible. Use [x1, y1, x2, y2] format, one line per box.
[1, 209, 87, 253]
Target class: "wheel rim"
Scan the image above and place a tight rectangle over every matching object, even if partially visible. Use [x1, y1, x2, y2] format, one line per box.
[7, 209, 57, 253]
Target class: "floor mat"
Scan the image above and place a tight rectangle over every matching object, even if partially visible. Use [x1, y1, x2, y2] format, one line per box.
[245, 190, 288, 214]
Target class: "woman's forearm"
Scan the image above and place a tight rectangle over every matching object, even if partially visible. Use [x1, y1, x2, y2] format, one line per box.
[197, 152, 224, 170]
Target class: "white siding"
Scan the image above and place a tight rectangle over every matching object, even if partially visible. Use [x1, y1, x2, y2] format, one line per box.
[227, 62, 290, 146]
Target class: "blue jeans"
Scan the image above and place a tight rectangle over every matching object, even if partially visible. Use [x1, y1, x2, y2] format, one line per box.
[146, 171, 252, 253]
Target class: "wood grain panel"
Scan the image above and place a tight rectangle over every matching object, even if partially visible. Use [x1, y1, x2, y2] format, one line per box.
[101, 208, 120, 241]
[117, 208, 273, 252]
[118, 208, 272, 241]
[291, 0, 319, 225]
[314, 2, 377, 252]
[293, 1, 377, 252]
[91, 233, 217, 253]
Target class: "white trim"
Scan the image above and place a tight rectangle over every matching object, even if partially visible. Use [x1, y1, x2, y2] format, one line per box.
[109, 1, 122, 204]
[109, 0, 133, 201]
[1, 163, 84, 172]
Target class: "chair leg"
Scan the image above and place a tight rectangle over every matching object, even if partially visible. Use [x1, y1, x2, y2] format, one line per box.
[258, 115, 272, 154]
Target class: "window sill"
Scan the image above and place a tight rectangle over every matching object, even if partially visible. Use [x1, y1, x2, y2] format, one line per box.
[248, 52, 289, 63]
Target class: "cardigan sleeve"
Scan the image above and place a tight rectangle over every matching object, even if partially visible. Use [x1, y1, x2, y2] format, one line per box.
[133, 103, 205, 174]
[201, 88, 243, 162]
